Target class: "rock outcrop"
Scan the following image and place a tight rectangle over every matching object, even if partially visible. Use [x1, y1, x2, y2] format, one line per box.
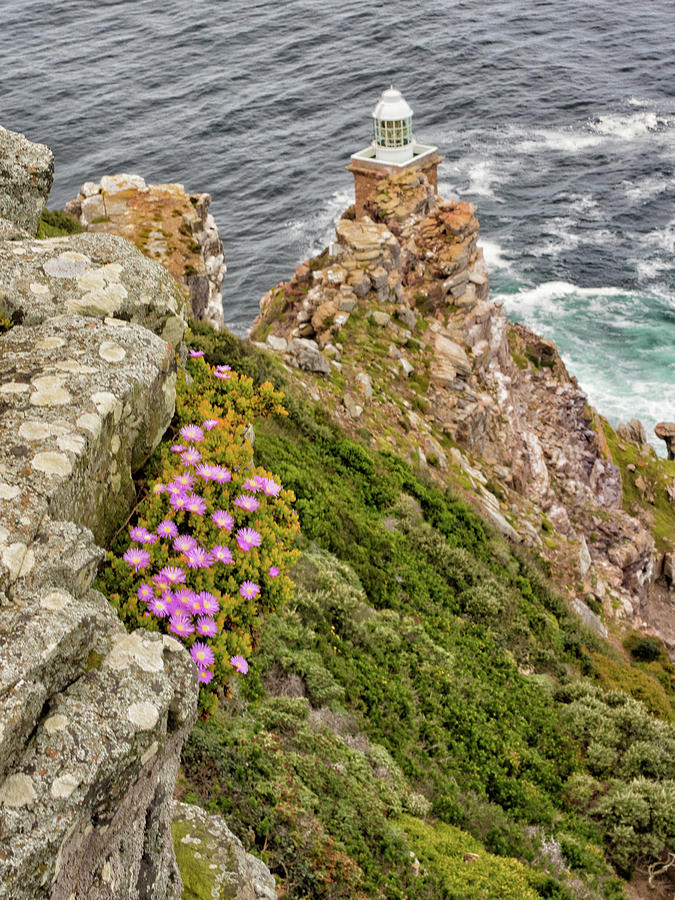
[0, 125, 54, 235]
[173, 803, 277, 900]
[0, 126, 199, 898]
[65, 175, 226, 330]
[250, 170, 668, 649]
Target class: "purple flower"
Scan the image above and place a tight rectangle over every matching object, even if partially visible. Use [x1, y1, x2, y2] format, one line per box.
[261, 478, 281, 497]
[212, 510, 234, 532]
[153, 483, 166, 494]
[157, 519, 178, 539]
[196, 616, 218, 637]
[211, 466, 231, 484]
[182, 448, 202, 466]
[129, 526, 157, 544]
[167, 482, 186, 497]
[197, 591, 220, 615]
[240, 581, 260, 600]
[158, 565, 186, 585]
[149, 596, 171, 618]
[230, 655, 249, 674]
[269, 566, 280, 578]
[233, 494, 260, 512]
[191, 642, 215, 669]
[186, 546, 214, 569]
[203, 418, 219, 430]
[123, 547, 150, 571]
[198, 668, 214, 684]
[195, 464, 216, 482]
[169, 614, 194, 638]
[236, 527, 262, 552]
[171, 444, 186, 453]
[211, 544, 233, 564]
[242, 477, 262, 493]
[137, 583, 155, 601]
[174, 588, 196, 612]
[185, 493, 207, 515]
[170, 493, 189, 511]
[214, 364, 232, 380]
[189, 349, 205, 358]
[180, 424, 204, 443]
[173, 472, 195, 490]
[173, 534, 198, 554]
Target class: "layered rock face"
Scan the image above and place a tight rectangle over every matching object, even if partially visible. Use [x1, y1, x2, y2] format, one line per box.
[0, 126, 199, 898]
[65, 174, 226, 330]
[251, 170, 666, 647]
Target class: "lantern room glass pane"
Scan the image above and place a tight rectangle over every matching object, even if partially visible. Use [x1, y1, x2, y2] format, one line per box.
[374, 117, 412, 148]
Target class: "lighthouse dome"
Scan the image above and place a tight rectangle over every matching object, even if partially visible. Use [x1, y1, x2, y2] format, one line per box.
[371, 86, 414, 163]
[372, 86, 414, 122]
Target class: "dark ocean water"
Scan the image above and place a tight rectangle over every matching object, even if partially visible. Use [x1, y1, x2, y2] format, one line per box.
[1, 0, 674, 449]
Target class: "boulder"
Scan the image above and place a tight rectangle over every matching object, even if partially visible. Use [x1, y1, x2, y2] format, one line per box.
[430, 332, 472, 384]
[0, 126, 54, 234]
[571, 598, 608, 638]
[616, 419, 647, 446]
[655, 422, 675, 460]
[173, 802, 277, 900]
[286, 338, 330, 374]
[0, 232, 187, 345]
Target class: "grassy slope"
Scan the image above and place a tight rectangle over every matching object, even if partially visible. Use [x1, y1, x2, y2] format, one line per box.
[173, 325, 674, 900]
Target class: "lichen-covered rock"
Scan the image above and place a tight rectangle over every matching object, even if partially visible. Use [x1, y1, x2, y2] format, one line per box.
[0, 125, 54, 234]
[0, 231, 187, 344]
[173, 802, 277, 900]
[0, 137, 198, 896]
[66, 176, 226, 329]
[0, 314, 176, 551]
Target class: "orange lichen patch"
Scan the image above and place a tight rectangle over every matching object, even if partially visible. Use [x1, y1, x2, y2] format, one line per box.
[87, 186, 203, 296]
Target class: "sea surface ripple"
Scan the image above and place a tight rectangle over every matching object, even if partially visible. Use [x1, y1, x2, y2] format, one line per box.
[1, 0, 674, 449]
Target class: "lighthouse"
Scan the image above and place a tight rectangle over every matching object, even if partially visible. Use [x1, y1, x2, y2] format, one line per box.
[348, 86, 442, 218]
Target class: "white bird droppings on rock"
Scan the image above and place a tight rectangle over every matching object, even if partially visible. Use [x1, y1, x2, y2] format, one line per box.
[18, 421, 51, 441]
[57, 434, 85, 454]
[35, 336, 67, 350]
[44, 714, 69, 734]
[31, 451, 72, 477]
[30, 375, 72, 407]
[140, 741, 159, 765]
[51, 773, 79, 799]
[99, 341, 126, 363]
[91, 390, 121, 422]
[29, 282, 50, 295]
[0, 773, 37, 807]
[0, 382, 30, 395]
[55, 359, 98, 375]
[105, 632, 164, 673]
[41, 589, 72, 610]
[1, 542, 35, 580]
[127, 701, 159, 731]
[76, 411, 102, 438]
[43, 251, 91, 279]
[0, 484, 20, 501]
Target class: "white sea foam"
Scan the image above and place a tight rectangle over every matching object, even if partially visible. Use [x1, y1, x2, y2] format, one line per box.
[478, 239, 512, 272]
[622, 171, 674, 203]
[589, 111, 669, 139]
[465, 159, 501, 199]
[285, 187, 353, 261]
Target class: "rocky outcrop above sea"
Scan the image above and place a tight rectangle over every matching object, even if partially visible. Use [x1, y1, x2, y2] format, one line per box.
[66, 174, 226, 330]
[0, 125, 201, 898]
[250, 169, 672, 653]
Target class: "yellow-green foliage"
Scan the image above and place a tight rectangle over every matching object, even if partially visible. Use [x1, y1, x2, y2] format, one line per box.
[0, 316, 13, 335]
[590, 650, 673, 719]
[399, 815, 541, 900]
[602, 420, 675, 552]
[36, 208, 84, 238]
[96, 354, 300, 711]
[171, 820, 217, 899]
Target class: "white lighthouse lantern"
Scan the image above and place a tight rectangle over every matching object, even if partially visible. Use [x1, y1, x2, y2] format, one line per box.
[372, 86, 415, 164]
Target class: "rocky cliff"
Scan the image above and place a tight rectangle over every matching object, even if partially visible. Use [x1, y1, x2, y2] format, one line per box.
[65, 175, 226, 330]
[0, 125, 202, 899]
[250, 170, 675, 658]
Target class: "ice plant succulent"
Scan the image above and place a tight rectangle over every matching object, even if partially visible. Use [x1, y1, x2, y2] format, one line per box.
[99, 354, 299, 712]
